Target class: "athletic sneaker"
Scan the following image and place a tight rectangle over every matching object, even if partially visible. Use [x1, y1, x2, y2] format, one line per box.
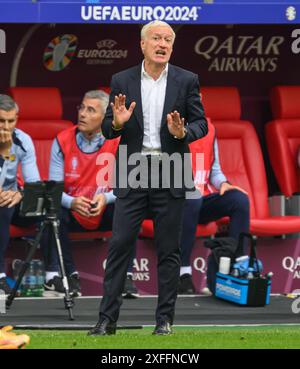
[177, 274, 196, 295]
[68, 273, 82, 297]
[0, 277, 12, 295]
[122, 275, 139, 298]
[43, 276, 64, 297]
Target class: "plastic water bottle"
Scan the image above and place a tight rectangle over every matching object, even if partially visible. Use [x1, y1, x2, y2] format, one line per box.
[231, 264, 240, 278]
[33, 260, 45, 297]
[247, 267, 255, 280]
[21, 262, 36, 297]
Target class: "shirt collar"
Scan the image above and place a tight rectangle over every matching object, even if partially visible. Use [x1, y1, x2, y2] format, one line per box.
[12, 129, 26, 152]
[142, 60, 168, 81]
[77, 130, 104, 145]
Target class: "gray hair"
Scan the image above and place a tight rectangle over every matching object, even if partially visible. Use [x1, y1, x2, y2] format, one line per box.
[84, 90, 109, 115]
[141, 20, 175, 42]
[0, 94, 19, 113]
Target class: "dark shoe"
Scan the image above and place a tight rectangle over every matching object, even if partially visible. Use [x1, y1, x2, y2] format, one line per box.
[43, 276, 64, 297]
[88, 318, 117, 336]
[122, 274, 139, 298]
[68, 273, 82, 297]
[177, 274, 196, 295]
[152, 321, 172, 335]
[0, 277, 12, 295]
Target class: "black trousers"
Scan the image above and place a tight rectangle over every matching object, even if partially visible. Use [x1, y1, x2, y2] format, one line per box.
[99, 188, 185, 325]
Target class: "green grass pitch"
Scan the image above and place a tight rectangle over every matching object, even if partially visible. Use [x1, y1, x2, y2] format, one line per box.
[17, 325, 300, 349]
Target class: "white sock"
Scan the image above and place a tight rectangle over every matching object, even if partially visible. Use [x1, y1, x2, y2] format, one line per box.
[45, 272, 59, 283]
[0, 273, 6, 279]
[180, 266, 192, 276]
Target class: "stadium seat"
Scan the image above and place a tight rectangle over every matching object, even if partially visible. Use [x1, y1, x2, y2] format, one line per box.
[265, 86, 300, 197]
[9, 87, 73, 180]
[140, 219, 217, 239]
[99, 86, 111, 94]
[200, 86, 300, 236]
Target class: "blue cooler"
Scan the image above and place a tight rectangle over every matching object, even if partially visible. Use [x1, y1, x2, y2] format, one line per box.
[215, 233, 272, 307]
[215, 272, 271, 306]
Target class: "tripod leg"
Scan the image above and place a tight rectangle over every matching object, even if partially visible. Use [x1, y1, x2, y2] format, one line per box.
[6, 223, 46, 309]
[51, 219, 75, 321]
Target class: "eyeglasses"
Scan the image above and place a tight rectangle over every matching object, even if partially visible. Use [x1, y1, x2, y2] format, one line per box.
[77, 104, 97, 115]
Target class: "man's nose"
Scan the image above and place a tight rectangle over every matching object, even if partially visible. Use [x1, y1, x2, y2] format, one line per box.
[79, 110, 86, 119]
[159, 39, 167, 47]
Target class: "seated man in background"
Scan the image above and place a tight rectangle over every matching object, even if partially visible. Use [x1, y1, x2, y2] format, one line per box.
[41, 90, 137, 297]
[178, 119, 250, 294]
[0, 94, 40, 294]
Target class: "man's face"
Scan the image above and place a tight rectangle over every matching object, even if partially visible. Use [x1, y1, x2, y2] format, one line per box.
[0, 109, 18, 135]
[77, 98, 103, 135]
[141, 25, 174, 66]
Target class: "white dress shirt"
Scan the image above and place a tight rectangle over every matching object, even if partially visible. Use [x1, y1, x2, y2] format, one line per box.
[141, 61, 168, 155]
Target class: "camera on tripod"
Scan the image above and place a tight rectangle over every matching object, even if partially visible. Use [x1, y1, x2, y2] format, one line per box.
[19, 180, 64, 218]
[7, 180, 75, 320]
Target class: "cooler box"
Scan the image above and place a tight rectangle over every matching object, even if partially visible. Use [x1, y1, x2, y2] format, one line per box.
[215, 272, 271, 306]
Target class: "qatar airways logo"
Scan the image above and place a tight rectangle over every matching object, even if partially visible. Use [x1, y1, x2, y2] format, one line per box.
[282, 256, 300, 279]
[103, 258, 150, 281]
[0, 29, 6, 54]
[194, 35, 284, 72]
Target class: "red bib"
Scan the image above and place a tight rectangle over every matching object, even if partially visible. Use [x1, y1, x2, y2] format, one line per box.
[189, 119, 215, 195]
[57, 126, 119, 230]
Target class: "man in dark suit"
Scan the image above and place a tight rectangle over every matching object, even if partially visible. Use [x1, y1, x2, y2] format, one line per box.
[89, 20, 208, 336]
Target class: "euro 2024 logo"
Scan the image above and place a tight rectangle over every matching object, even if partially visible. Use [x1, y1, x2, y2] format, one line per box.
[44, 34, 78, 72]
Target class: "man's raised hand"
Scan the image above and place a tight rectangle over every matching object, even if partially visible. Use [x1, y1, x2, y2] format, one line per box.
[167, 111, 186, 139]
[111, 94, 136, 130]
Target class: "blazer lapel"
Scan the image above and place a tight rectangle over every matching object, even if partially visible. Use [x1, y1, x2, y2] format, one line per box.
[161, 64, 180, 129]
[128, 65, 143, 130]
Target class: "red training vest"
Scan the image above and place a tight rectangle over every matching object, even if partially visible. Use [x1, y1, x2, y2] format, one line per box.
[189, 119, 216, 195]
[57, 126, 119, 230]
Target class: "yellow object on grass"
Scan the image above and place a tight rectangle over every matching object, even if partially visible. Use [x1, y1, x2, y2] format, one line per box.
[0, 326, 30, 349]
